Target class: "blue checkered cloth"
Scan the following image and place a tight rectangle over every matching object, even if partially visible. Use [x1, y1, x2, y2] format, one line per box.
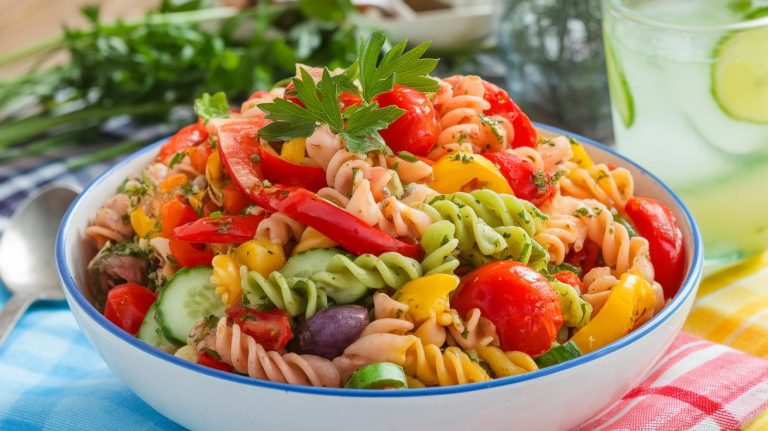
[0, 154, 183, 430]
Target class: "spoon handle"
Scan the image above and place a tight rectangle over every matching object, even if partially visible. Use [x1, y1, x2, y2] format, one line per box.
[0, 294, 36, 348]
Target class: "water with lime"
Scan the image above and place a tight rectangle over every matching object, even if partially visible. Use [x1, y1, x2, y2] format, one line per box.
[603, 0, 768, 271]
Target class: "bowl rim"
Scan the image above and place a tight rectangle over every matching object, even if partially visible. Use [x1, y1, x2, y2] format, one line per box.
[56, 123, 704, 398]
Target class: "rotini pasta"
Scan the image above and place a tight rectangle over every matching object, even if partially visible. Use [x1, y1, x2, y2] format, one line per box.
[242, 270, 328, 319]
[213, 317, 340, 387]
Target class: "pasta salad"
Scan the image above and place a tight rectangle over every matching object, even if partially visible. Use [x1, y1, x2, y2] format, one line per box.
[86, 33, 686, 389]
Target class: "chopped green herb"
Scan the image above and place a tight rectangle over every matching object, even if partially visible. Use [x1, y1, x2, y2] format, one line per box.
[573, 207, 591, 218]
[396, 151, 419, 163]
[168, 150, 185, 168]
[201, 347, 222, 360]
[209, 211, 222, 219]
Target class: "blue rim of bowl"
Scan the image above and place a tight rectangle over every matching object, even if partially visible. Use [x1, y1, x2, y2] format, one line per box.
[56, 123, 703, 398]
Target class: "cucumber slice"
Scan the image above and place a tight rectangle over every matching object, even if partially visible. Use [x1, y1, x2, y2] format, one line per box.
[534, 341, 581, 368]
[156, 266, 224, 345]
[604, 36, 635, 128]
[711, 15, 768, 124]
[281, 248, 347, 279]
[137, 302, 178, 350]
[344, 362, 408, 389]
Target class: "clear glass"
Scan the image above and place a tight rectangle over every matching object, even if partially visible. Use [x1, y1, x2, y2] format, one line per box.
[498, 0, 614, 142]
[602, 0, 768, 272]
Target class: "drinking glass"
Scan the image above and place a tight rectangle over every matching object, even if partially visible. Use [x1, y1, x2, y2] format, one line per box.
[602, 0, 768, 272]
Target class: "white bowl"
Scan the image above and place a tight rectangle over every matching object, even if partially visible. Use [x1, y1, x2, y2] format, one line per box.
[56, 124, 703, 431]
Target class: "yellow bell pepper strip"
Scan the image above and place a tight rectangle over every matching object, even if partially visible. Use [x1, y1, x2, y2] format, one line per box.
[235, 239, 286, 276]
[568, 137, 594, 169]
[570, 272, 657, 354]
[129, 207, 156, 238]
[429, 152, 514, 195]
[280, 137, 307, 164]
[394, 273, 459, 324]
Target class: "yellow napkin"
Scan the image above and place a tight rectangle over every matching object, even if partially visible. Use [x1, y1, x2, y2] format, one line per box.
[684, 251, 768, 358]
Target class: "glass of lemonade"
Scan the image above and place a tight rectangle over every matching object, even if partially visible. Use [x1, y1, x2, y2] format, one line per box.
[602, 0, 768, 271]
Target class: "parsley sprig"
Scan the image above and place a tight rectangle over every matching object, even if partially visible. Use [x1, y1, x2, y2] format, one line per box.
[257, 32, 439, 155]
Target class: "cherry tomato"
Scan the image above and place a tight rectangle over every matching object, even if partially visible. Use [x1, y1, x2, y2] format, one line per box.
[247, 90, 272, 101]
[373, 85, 438, 156]
[481, 151, 556, 206]
[174, 214, 265, 243]
[451, 261, 563, 356]
[221, 182, 251, 215]
[625, 197, 686, 297]
[187, 144, 212, 174]
[481, 81, 537, 148]
[259, 146, 327, 192]
[227, 305, 293, 351]
[156, 124, 208, 164]
[159, 199, 199, 238]
[339, 92, 363, 110]
[168, 239, 215, 268]
[553, 270, 584, 294]
[104, 283, 157, 335]
[197, 350, 233, 372]
[564, 239, 601, 277]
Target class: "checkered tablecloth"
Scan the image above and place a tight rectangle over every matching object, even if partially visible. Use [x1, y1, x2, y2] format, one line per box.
[1, 152, 767, 430]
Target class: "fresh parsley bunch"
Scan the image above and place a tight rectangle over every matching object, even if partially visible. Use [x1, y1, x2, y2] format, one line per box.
[0, 0, 362, 164]
[258, 32, 439, 155]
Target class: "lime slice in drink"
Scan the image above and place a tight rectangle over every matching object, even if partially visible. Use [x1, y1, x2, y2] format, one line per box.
[711, 10, 768, 124]
[604, 37, 635, 128]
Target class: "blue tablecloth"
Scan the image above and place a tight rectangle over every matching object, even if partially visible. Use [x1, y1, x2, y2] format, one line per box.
[0, 155, 183, 430]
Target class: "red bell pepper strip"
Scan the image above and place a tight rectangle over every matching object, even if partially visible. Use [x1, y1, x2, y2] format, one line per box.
[156, 123, 208, 164]
[174, 215, 265, 244]
[259, 147, 328, 192]
[168, 239, 215, 268]
[216, 121, 424, 259]
[625, 197, 686, 298]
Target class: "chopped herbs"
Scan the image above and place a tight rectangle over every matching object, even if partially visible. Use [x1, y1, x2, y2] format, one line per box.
[209, 211, 223, 219]
[396, 151, 419, 163]
[449, 153, 474, 164]
[168, 151, 185, 168]
[478, 114, 504, 143]
[573, 207, 591, 218]
[200, 347, 222, 360]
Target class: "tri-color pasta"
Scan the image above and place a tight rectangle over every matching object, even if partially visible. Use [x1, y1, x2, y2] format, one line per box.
[86, 36, 686, 390]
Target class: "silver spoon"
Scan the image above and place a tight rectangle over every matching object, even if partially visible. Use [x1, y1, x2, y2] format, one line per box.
[0, 184, 81, 347]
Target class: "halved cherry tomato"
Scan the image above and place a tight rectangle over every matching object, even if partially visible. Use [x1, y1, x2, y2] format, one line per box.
[481, 151, 556, 206]
[156, 124, 208, 164]
[174, 214, 265, 243]
[168, 239, 215, 268]
[564, 239, 601, 276]
[227, 305, 293, 351]
[197, 350, 233, 372]
[451, 261, 563, 356]
[217, 121, 423, 259]
[481, 81, 537, 148]
[259, 146, 327, 192]
[625, 197, 686, 298]
[222, 182, 251, 215]
[159, 199, 199, 238]
[553, 270, 584, 294]
[104, 283, 157, 335]
[373, 85, 438, 156]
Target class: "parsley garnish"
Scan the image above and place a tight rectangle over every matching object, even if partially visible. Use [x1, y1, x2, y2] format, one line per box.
[209, 211, 223, 219]
[258, 32, 439, 155]
[573, 207, 591, 218]
[355, 32, 439, 101]
[194, 92, 230, 124]
[201, 347, 222, 360]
